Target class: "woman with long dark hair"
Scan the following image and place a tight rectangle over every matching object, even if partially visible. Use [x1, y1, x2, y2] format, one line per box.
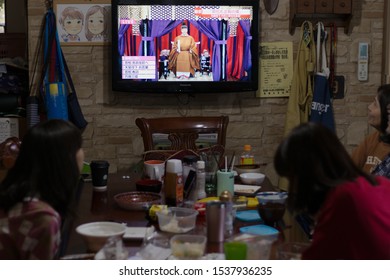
[274, 122, 390, 259]
[0, 119, 84, 259]
[351, 84, 390, 173]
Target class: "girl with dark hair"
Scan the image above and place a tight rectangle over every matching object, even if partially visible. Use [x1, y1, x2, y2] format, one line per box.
[351, 84, 390, 173]
[274, 122, 390, 259]
[0, 119, 84, 259]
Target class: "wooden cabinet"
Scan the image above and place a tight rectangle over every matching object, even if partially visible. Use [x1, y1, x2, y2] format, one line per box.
[334, 0, 352, 14]
[296, 0, 314, 13]
[290, 0, 352, 34]
[315, 0, 333, 14]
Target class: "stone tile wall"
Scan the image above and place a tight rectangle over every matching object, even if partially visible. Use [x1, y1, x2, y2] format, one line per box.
[27, 0, 385, 185]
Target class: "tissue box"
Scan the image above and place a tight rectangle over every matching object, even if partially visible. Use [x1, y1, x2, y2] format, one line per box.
[0, 118, 19, 143]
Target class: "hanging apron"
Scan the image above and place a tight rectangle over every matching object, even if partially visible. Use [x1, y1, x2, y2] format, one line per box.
[310, 22, 335, 131]
[283, 21, 316, 137]
[279, 21, 315, 191]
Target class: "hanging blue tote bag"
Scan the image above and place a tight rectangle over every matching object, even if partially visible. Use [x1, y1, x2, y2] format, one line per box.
[44, 9, 69, 121]
[310, 22, 335, 131]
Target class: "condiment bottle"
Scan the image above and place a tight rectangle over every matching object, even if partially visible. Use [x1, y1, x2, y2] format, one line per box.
[206, 201, 226, 242]
[190, 160, 206, 201]
[164, 159, 184, 207]
[182, 155, 198, 184]
[240, 144, 255, 165]
[219, 190, 234, 238]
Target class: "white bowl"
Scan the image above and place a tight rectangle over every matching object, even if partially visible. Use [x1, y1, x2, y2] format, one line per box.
[234, 164, 262, 175]
[76, 221, 126, 252]
[239, 172, 265, 185]
[256, 191, 288, 205]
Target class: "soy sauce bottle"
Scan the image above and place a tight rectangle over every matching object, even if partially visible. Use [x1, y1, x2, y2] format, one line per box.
[164, 159, 184, 207]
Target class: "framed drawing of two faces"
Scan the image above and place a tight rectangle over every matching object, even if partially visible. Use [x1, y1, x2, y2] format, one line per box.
[54, 0, 111, 45]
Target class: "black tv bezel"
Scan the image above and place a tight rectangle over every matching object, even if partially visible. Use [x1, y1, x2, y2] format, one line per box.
[111, 0, 260, 94]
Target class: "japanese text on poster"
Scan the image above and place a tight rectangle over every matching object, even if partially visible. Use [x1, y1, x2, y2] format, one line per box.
[258, 42, 293, 98]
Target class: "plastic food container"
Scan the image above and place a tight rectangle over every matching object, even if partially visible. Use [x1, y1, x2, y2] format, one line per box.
[156, 207, 198, 233]
[170, 234, 207, 259]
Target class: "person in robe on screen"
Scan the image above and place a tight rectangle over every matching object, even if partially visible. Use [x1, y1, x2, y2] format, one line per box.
[200, 49, 211, 76]
[168, 22, 200, 79]
[159, 49, 170, 79]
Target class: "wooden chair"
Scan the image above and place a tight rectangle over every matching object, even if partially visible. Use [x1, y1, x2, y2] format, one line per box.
[0, 137, 21, 182]
[135, 116, 229, 152]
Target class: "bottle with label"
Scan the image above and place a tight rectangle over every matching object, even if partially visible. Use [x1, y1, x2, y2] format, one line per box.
[164, 159, 184, 207]
[182, 155, 198, 184]
[240, 144, 255, 165]
[190, 160, 206, 201]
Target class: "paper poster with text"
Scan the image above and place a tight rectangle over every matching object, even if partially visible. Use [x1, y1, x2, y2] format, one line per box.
[258, 41, 293, 98]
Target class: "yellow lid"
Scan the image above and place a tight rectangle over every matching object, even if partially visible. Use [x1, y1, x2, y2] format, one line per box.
[244, 144, 251, 151]
[197, 196, 258, 207]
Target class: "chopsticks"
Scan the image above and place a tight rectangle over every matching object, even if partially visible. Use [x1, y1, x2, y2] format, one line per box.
[228, 152, 236, 172]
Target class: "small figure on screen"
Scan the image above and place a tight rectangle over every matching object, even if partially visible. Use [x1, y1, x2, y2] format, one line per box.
[168, 22, 200, 79]
[200, 49, 211, 76]
[85, 5, 110, 42]
[159, 49, 170, 79]
[59, 7, 84, 42]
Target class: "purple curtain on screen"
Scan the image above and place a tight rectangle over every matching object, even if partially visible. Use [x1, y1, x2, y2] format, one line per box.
[138, 20, 181, 56]
[148, 20, 182, 55]
[239, 20, 252, 72]
[118, 24, 130, 56]
[190, 20, 225, 81]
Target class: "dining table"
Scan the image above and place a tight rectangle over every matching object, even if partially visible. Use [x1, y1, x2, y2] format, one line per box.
[64, 167, 309, 258]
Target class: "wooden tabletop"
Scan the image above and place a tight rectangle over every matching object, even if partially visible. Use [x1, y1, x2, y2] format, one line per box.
[64, 169, 308, 258]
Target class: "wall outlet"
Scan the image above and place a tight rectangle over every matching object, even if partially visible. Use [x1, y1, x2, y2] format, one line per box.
[332, 75, 345, 99]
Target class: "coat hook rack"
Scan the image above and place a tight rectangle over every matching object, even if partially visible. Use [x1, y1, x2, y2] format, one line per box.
[45, 0, 53, 10]
[289, 0, 352, 35]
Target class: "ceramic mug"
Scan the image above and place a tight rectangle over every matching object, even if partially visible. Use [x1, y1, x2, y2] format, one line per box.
[144, 160, 165, 181]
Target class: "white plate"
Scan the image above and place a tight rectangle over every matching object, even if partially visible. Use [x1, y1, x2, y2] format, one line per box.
[234, 184, 261, 196]
[123, 227, 150, 239]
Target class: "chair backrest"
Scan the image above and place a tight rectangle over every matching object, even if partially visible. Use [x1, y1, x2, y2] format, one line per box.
[0, 137, 21, 182]
[135, 116, 229, 152]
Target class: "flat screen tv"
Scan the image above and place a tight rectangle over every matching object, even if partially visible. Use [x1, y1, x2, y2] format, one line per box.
[111, 0, 259, 94]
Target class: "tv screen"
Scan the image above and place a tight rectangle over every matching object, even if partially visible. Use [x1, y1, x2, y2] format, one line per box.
[112, 0, 259, 94]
